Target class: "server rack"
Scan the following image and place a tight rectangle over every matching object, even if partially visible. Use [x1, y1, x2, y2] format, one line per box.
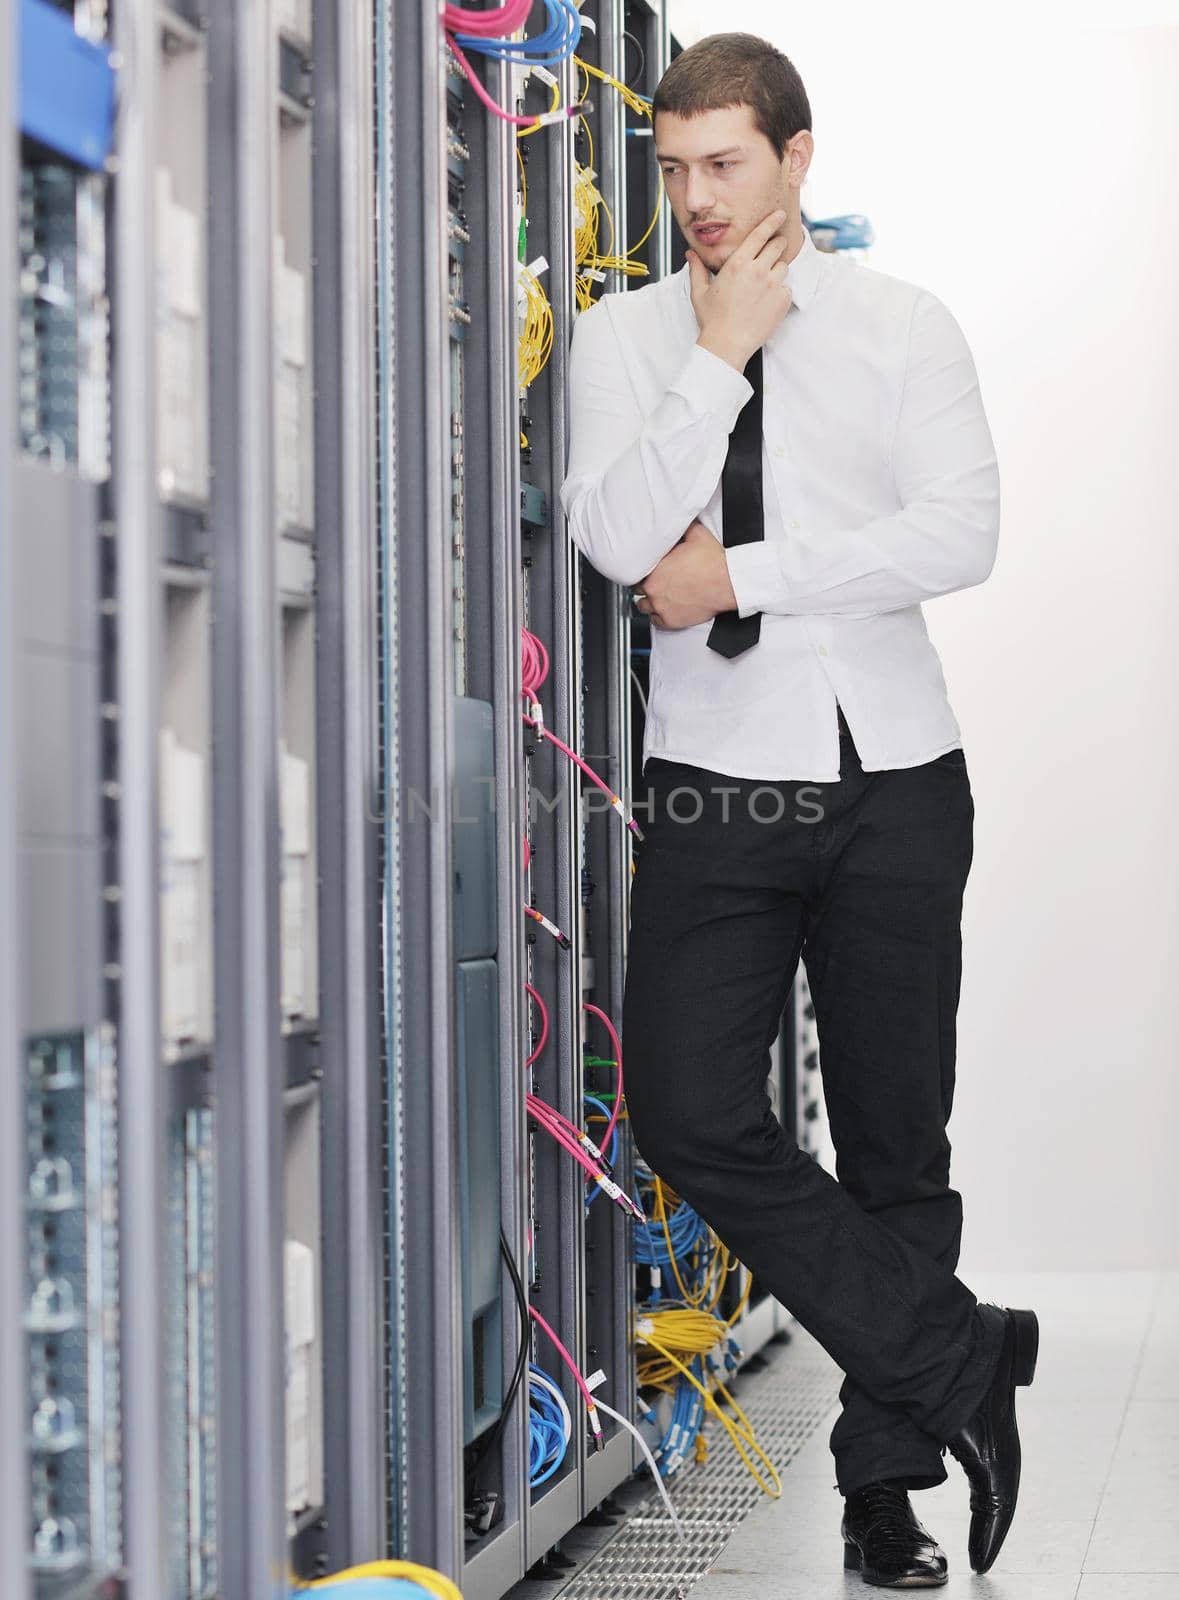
[11, 4, 124, 1595]
[4, 4, 827, 1595]
[0, 0, 26, 1579]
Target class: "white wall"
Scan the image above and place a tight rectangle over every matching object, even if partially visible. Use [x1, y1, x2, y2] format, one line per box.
[669, 1, 1179, 1269]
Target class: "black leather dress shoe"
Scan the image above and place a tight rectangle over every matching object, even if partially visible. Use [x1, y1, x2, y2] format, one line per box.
[945, 1305, 1039, 1574]
[841, 1479, 949, 1588]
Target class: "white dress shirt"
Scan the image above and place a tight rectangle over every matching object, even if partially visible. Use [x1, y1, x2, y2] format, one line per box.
[559, 225, 1000, 781]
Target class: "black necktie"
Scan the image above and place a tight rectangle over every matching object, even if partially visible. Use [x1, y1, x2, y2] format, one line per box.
[707, 347, 764, 658]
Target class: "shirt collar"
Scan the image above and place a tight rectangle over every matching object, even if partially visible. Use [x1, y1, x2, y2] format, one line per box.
[677, 222, 822, 316]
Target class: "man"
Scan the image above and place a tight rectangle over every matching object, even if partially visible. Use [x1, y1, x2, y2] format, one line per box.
[560, 31, 1039, 1590]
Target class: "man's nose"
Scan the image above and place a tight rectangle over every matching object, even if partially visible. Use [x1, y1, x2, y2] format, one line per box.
[685, 168, 717, 217]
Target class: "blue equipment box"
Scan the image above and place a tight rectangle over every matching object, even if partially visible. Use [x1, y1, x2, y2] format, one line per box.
[19, 0, 117, 171]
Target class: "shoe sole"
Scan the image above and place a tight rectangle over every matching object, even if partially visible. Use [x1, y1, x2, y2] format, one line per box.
[1012, 1308, 1039, 1387]
[844, 1543, 949, 1588]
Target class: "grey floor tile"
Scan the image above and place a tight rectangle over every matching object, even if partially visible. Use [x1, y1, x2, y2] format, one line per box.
[1108, 1400, 1179, 1476]
[1083, 1499, 1179, 1574]
[1076, 1577, 1179, 1598]
[1133, 1350, 1179, 1402]
[1095, 1474, 1179, 1519]
[690, 1568, 1081, 1599]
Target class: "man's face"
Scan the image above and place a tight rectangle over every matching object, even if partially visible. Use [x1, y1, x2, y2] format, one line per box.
[654, 103, 800, 271]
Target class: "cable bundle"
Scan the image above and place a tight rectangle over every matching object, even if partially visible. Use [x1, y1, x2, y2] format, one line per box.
[575, 53, 652, 119]
[298, 1560, 462, 1597]
[529, 1303, 603, 1451]
[632, 1160, 745, 1315]
[516, 261, 553, 388]
[300, 1584, 446, 1599]
[449, 0, 581, 67]
[635, 1354, 707, 1478]
[527, 1088, 643, 1220]
[573, 163, 602, 268]
[634, 1307, 781, 1496]
[529, 1363, 571, 1485]
[633, 1189, 712, 1284]
[571, 58, 663, 309]
[444, 2, 585, 128]
[524, 982, 636, 1215]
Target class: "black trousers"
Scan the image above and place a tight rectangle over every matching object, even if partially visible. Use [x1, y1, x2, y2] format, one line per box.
[621, 709, 1006, 1496]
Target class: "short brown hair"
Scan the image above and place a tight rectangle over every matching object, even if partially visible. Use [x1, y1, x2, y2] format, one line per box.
[652, 32, 812, 161]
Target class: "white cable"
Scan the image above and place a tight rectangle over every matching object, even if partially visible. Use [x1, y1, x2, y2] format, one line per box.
[593, 1396, 685, 1540]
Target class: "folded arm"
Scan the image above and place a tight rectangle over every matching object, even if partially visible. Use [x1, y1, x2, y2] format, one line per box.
[559, 301, 752, 589]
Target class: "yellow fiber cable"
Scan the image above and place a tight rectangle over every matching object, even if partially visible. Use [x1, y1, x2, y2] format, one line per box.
[302, 1558, 463, 1598]
[575, 55, 652, 120]
[653, 1178, 707, 1307]
[635, 1325, 783, 1498]
[516, 262, 553, 388]
[516, 75, 561, 139]
[571, 59, 664, 308]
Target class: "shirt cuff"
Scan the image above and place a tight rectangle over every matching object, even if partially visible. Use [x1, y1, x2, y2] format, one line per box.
[667, 342, 754, 429]
[724, 541, 786, 618]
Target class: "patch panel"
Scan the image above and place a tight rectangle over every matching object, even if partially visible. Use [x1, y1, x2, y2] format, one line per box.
[24, 1028, 121, 1584]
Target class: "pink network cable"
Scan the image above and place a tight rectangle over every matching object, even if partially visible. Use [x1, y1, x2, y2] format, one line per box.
[524, 980, 549, 1068]
[582, 1002, 625, 1156]
[524, 981, 641, 1221]
[520, 627, 644, 841]
[528, 1302, 604, 1450]
[526, 1093, 641, 1220]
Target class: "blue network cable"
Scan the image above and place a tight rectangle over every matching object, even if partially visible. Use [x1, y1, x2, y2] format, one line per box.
[632, 1184, 713, 1299]
[582, 1091, 618, 1212]
[637, 1354, 707, 1479]
[453, 0, 581, 67]
[528, 1364, 570, 1486]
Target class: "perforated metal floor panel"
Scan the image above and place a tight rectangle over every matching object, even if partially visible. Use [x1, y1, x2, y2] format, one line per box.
[528, 1326, 841, 1600]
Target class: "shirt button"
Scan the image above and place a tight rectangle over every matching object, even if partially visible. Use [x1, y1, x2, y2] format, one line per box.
[772, 445, 785, 459]
[789, 519, 800, 529]
[817, 645, 829, 656]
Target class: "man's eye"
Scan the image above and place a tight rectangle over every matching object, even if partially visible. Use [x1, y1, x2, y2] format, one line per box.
[715, 161, 736, 171]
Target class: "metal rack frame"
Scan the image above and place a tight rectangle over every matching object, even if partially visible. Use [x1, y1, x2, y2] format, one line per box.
[0, 3, 31, 1592]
